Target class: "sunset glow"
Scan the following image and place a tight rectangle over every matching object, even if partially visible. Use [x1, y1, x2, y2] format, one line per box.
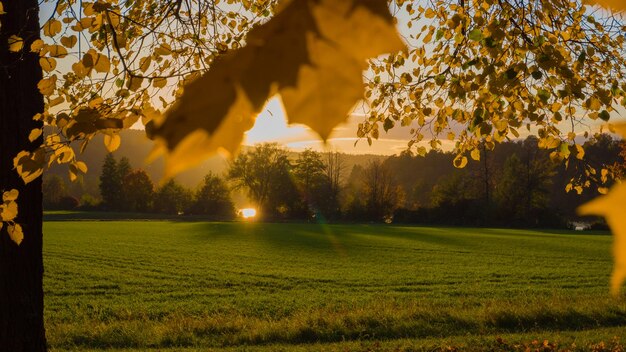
[241, 208, 257, 219]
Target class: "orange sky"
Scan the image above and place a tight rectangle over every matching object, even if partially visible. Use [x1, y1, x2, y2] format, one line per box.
[242, 95, 619, 156]
[243, 97, 427, 155]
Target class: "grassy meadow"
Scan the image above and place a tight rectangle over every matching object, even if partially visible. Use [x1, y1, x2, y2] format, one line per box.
[43, 221, 626, 351]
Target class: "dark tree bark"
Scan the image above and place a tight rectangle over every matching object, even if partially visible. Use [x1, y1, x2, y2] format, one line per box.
[0, 0, 47, 350]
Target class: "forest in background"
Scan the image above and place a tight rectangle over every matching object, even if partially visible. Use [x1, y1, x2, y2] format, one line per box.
[43, 129, 386, 201]
[43, 131, 624, 228]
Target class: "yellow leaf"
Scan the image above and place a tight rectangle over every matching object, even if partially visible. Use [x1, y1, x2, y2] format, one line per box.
[55, 145, 74, 163]
[37, 75, 57, 96]
[43, 19, 62, 37]
[50, 96, 64, 107]
[154, 85, 257, 179]
[93, 53, 110, 73]
[579, 182, 626, 295]
[60, 35, 77, 48]
[1, 201, 17, 221]
[13, 149, 45, 184]
[68, 168, 77, 182]
[279, 35, 364, 140]
[424, 8, 436, 18]
[8, 35, 23, 52]
[423, 31, 433, 44]
[39, 57, 56, 72]
[28, 128, 42, 142]
[127, 76, 143, 91]
[74, 161, 88, 173]
[587, 96, 602, 111]
[575, 144, 585, 160]
[103, 134, 121, 152]
[72, 61, 91, 78]
[311, 0, 405, 62]
[453, 154, 468, 168]
[0, 2, 5, 15]
[30, 39, 45, 52]
[107, 11, 121, 29]
[281, 0, 404, 139]
[141, 106, 162, 126]
[7, 224, 23, 246]
[2, 189, 18, 202]
[71, 17, 94, 32]
[82, 51, 95, 67]
[602, 168, 610, 183]
[587, 0, 626, 11]
[611, 123, 626, 137]
[88, 97, 103, 108]
[47, 44, 68, 58]
[154, 44, 172, 56]
[153, 77, 167, 88]
[470, 148, 481, 161]
[139, 56, 151, 73]
[152, 0, 406, 177]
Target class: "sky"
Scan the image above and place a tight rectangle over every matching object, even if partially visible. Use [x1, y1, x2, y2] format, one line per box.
[242, 97, 423, 155]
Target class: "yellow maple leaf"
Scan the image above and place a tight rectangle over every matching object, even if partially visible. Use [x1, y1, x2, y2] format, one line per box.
[151, 0, 406, 177]
[279, 34, 365, 139]
[151, 85, 257, 179]
[586, 0, 626, 12]
[579, 182, 626, 295]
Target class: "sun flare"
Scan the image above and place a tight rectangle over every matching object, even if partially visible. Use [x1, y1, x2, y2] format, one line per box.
[240, 208, 257, 219]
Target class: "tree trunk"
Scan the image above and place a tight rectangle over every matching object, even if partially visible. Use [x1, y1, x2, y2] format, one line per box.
[0, 0, 47, 350]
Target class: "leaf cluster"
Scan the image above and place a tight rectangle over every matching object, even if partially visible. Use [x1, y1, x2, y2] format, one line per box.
[363, 0, 626, 187]
[0, 190, 23, 245]
[6, 0, 278, 183]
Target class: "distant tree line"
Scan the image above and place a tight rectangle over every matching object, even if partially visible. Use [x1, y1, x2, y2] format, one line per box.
[226, 138, 623, 227]
[385, 135, 624, 228]
[94, 154, 235, 217]
[43, 136, 624, 227]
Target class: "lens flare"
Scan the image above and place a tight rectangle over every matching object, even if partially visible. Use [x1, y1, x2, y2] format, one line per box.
[241, 208, 257, 219]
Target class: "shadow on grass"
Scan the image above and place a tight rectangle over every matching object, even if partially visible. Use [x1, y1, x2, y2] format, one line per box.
[184, 223, 474, 258]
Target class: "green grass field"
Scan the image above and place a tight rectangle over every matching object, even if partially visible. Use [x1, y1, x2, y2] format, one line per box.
[43, 221, 626, 351]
